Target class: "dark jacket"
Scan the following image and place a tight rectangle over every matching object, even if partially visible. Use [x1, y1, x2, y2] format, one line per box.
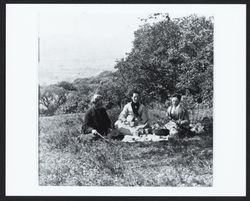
[82, 106, 111, 135]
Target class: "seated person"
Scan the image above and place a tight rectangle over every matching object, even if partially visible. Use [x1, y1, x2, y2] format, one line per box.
[115, 90, 149, 135]
[165, 94, 190, 137]
[82, 94, 112, 138]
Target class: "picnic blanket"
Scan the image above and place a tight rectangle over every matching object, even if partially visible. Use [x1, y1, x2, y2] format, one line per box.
[121, 122, 204, 142]
[122, 134, 169, 142]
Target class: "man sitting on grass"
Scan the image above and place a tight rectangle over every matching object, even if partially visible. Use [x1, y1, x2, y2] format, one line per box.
[82, 94, 112, 139]
[115, 90, 149, 135]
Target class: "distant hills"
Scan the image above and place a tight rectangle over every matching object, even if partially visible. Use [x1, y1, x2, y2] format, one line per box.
[38, 59, 116, 85]
[38, 35, 132, 85]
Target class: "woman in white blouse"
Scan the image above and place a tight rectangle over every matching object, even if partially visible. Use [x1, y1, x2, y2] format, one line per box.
[115, 90, 149, 135]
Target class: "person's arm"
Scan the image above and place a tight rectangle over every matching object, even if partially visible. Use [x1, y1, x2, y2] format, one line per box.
[178, 109, 190, 126]
[166, 106, 173, 121]
[118, 104, 129, 122]
[103, 108, 112, 129]
[137, 107, 149, 128]
[82, 109, 95, 134]
[182, 109, 190, 125]
[140, 105, 149, 124]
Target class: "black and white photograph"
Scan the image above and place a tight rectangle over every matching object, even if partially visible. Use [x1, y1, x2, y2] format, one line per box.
[38, 5, 213, 186]
[5, 4, 246, 196]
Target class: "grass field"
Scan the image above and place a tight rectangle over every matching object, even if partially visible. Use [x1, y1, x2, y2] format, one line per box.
[39, 109, 213, 186]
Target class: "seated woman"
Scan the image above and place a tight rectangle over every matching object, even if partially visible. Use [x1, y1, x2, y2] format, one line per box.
[165, 94, 190, 137]
[115, 90, 149, 135]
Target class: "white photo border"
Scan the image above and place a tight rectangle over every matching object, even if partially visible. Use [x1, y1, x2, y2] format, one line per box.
[6, 4, 246, 196]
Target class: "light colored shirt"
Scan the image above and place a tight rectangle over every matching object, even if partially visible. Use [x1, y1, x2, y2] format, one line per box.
[118, 102, 149, 124]
[167, 104, 189, 125]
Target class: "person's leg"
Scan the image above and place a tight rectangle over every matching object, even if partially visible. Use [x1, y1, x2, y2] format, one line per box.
[106, 129, 123, 139]
[115, 120, 134, 135]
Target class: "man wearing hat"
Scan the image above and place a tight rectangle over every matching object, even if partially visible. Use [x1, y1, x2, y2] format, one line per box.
[82, 94, 112, 137]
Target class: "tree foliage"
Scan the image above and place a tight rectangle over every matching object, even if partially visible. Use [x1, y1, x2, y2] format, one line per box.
[39, 85, 67, 116]
[57, 81, 77, 91]
[39, 14, 213, 116]
[114, 14, 213, 103]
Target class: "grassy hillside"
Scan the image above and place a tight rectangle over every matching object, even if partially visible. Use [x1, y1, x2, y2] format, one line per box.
[39, 108, 213, 186]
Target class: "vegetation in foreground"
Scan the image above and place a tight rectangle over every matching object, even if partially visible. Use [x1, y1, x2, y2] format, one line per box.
[39, 109, 213, 186]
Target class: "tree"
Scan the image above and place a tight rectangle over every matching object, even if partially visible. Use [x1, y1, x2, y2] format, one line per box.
[39, 85, 67, 116]
[39, 14, 213, 116]
[114, 14, 213, 104]
[114, 15, 182, 103]
[57, 81, 77, 91]
[175, 15, 213, 100]
[56, 91, 91, 114]
[96, 73, 126, 109]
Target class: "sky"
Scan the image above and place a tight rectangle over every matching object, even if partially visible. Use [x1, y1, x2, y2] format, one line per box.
[38, 4, 214, 84]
